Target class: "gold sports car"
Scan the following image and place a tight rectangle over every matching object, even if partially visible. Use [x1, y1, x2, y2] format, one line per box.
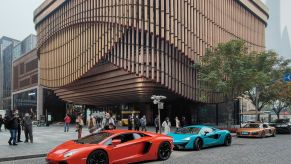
[237, 123, 276, 138]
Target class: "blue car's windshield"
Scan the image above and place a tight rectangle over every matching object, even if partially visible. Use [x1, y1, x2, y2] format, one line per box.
[175, 127, 201, 134]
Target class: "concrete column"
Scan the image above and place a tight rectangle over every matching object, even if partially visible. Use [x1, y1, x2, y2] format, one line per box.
[37, 86, 43, 120]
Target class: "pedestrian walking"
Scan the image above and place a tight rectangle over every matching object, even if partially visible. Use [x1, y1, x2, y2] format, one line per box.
[0, 115, 3, 131]
[15, 112, 23, 142]
[75, 114, 84, 139]
[64, 114, 71, 132]
[127, 115, 133, 130]
[134, 115, 140, 131]
[175, 116, 181, 131]
[162, 117, 171, 135]
[140, 115, 147, 131]
[101, 113, 115, 130]
[23, 113, 33, 143]
[87, 115, 96, 134]
[154, 115, 159, 133]
[8, 113, 18, 146]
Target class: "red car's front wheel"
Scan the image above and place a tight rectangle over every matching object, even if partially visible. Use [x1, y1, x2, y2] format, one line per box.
[158, 142, 172, 161]
[87, 150, 109, 164]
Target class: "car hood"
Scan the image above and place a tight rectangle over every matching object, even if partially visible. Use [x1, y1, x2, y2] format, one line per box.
[167, 133, 197, 140]
[47, 140, 101, 160]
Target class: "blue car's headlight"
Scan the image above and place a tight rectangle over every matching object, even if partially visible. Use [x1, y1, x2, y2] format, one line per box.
[183, 137, 191, 141]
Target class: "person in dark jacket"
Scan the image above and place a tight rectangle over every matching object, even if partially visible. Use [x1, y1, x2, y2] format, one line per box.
[134, 115, 140, 131]
[0, 115, 3, 131]
[23, 113, 33, 143]
[8, 113, 18, 145]
[16, 113, 23, 142]
[127, 115, 133, 130]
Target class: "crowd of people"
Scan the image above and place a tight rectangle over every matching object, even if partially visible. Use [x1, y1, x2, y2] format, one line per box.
[126, 114, 187, 135]
[63, 112, 117, 139]
[1, 110, 34, 146]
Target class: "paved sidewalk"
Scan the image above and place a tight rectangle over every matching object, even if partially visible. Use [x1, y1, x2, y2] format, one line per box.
[0, 125, 87, 160]
[0, 125, 159, 161]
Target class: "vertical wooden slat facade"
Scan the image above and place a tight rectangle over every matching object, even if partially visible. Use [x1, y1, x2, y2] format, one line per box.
[34, 0, 268, 105]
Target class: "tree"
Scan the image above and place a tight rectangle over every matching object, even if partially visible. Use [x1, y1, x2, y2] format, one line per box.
[269, 74, 291, 119]
[245, 51, 290, 120]
[198, 40, 257, 101]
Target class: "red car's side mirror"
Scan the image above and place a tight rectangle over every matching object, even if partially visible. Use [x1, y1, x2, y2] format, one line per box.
[112, 139, 121, 147]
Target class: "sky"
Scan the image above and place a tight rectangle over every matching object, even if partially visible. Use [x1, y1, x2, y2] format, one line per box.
[0, 0, 290, 59]
[0, 0, 44, 41]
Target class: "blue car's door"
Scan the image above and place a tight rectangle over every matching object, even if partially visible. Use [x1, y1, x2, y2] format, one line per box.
[200, 127, 220, 147]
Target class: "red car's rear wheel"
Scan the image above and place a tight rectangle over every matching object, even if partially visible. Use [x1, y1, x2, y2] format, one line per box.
[86, 150, 108, 164]
[158, 142, 171, 161]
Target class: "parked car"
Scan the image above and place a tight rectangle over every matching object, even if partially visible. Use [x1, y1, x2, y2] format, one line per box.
[46, 130, 173, 164]
[237, 122, 276, 138]
[167, 125, 232, 151]
[270, 119, 291, 134]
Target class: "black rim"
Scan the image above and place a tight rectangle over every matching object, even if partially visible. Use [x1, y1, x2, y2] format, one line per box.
[87, 151, 107, 164]
[196, 139, 202, 150]
[159, 142, 171, 160]
[262, 132, 265, 138]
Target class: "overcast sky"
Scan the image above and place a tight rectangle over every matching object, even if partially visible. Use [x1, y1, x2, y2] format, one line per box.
[0, 0, 44, 41]
[0, 0, 290, 58]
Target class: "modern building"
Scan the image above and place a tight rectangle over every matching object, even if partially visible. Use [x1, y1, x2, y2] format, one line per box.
[13, 34, 37, 60]
[12, 48, 66, 121]
[33, 0, 269, 125]
[0, 36, 19, 112]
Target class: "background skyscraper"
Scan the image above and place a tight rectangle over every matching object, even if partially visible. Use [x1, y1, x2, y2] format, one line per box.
[264, 0, 291, 59]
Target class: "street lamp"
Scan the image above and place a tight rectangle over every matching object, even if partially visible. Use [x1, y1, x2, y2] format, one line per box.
[151, 95, 167, 134]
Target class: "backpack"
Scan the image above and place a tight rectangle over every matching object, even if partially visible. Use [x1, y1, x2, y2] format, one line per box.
[4, 117, 12, 130]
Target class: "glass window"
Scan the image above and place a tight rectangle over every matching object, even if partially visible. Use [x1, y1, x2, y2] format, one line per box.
[243, 124, 260, 128]
[175, 127, 201, 134]
[76, 132, 112, 144]
[199, 127, 214, 135]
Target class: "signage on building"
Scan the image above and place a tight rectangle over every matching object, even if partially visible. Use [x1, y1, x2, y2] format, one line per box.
[284, 73, 291, 82]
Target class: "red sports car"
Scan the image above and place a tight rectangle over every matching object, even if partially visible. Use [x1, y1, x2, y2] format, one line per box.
[46, 130, 173, 164]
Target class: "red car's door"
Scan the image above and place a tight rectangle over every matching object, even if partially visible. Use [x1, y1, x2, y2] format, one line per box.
[107, 133, 148, 164]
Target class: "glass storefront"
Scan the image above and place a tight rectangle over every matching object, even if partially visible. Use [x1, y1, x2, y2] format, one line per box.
[13, 89, 37, 120]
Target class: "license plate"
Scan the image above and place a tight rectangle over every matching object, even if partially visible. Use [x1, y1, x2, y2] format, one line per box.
[242, 132, 249, 135]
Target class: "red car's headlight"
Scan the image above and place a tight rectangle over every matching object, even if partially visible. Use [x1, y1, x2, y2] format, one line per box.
[64, 150, 79, 158]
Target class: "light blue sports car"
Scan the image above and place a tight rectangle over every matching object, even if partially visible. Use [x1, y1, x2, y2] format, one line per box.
[167, 125, 232, 151]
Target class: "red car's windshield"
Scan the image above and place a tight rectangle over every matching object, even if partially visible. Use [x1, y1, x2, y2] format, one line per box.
[76, 132, 112, 144]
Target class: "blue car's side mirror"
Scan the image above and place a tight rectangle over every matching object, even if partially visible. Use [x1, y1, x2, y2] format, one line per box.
[204, 131, 209, 136]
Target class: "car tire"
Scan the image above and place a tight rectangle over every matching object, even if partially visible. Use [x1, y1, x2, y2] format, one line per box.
[272, 130, 276, 137]
[193, 138, 203, 151]
[261, 131, 266, 138]
[158, 142, 172, 161]
[86, 150, 109, 164]
[224, 134, 232, 146]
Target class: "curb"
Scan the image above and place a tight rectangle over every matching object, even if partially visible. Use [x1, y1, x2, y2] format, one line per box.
[0, 154, 46, 162]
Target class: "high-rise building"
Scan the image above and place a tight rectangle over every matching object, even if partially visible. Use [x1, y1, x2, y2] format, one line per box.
[0, 36, 19, 111]
[265, 0, 291, 59]
[33, 0, 269, 125]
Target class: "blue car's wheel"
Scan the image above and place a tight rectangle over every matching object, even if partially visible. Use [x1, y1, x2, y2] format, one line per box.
[224, 134, 232, 146]
[193, 138, 203, 151]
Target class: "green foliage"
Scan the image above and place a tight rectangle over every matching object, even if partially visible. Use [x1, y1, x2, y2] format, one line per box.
[199, 40, 256, 100]
[198, 39, 291, 107]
